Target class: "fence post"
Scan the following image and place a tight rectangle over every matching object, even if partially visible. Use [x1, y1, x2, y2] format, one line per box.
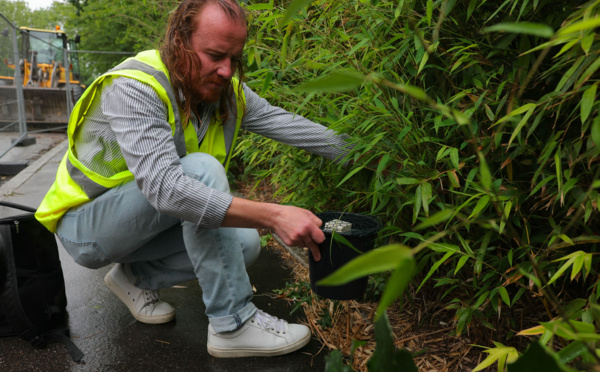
[10, 26, 35, 147]
[63, 47, 73, 114]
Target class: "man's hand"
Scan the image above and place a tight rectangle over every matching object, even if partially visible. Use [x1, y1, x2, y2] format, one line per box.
[222, 197, 325, 261]
[271, 205, 324, 261]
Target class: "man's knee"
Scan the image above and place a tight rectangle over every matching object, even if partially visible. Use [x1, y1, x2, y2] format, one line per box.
[180, 153, 229, 191]
[240, 229, 261, 267]
[180, 152, 224, 174]
[57, 235, 111, 269]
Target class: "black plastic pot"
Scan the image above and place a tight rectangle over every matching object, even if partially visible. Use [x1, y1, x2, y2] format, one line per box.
[309, 212, 381, 300]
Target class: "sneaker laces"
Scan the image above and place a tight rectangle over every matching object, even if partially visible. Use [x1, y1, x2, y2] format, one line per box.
[254, 310, 288, 334]
[143, 290, 160, 307]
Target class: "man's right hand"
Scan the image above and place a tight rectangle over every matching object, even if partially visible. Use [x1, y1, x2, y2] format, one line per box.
[271, 205, 324, 261]
[222, 197, 324, 261]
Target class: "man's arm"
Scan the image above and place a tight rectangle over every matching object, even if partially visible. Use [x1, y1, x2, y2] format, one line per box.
[223, 197, 324, 261]
[241, 84, 352, 163]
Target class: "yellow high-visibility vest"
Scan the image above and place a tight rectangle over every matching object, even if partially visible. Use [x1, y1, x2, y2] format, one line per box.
[35, 50, 246, 232]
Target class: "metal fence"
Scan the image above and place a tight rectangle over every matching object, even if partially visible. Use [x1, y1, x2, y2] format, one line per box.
[0, 12, 77, 158]
[0, 13, 31, 151]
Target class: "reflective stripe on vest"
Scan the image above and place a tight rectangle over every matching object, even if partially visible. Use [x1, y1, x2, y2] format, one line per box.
[66, 157, 109, 198]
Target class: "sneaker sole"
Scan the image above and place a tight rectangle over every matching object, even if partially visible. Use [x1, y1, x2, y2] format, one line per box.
[206, 331, 311, 358]
[104, 273, 175, 325]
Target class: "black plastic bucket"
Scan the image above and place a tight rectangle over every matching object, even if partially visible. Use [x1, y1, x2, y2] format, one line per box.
[309, 212, 381, 300]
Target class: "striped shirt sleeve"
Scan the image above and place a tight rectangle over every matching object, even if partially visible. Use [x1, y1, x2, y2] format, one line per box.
[241, 84, 352, 163]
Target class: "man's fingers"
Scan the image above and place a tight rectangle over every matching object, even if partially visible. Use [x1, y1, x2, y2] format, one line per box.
[307, 242, 321, 261]
[312, 215, 323, 227]
[311, 225, 325, 244]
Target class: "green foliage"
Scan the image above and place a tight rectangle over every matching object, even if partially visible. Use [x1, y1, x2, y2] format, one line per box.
[367, 313, 418, 372]
[64, 0, 176, 85]
[259, 232, 272, 247]
[242, 0, 600, 369]
[473, 342, 519, 372]
[508, 342, 574, 372]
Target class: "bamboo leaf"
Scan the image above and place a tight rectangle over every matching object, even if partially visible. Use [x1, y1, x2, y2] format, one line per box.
[295, 70, 365, 93]
[592, 116, 600, 149]
[485, 104, 495, 122]
[414, 209, 454, 230]
[478, 152, 492, 190]
[557, 16, 600, 36]
[467, 0, 477, 20]
[509, 342, 567, 372]
[581, 33, 594, 54]
[541, 319, 599, 341]
[417, 251, 453, 292]
[546, 255, 577, 286]
[556, 57, 584, 92]
[508, 105, 536, 148]
[336, 166, 364, 187]
[280, 0, 312, 27]
[454, 255, 469, 275]
[498, 286, 511, 307]
[517, 325, 546, 336]
[571, 255, 584, 281]
[413, 184, 422, 224]
[554, 149, 563, 202]
[397, 177, 420, 185]
[450, 147, 459, 169]
[583, 253, 592, 280]
[581, 84, 597, 124]
[418, 52, 429, 75]
[500, 201, 512, 235]
[557, 234, 574, 246]
[495, 103, 537, 125]
[429, 243, 460, 253]
[331, 231, 359, 253]
[483, 22, 553, 38]
[318, 244, 412, 286]
[376, 153, 391, 175]
[375, 257, 416, 318]
[557, 341, 587, 365]
[469, 195, 490, 219]
[530, 175, 556, 196]
[421, 182, 432, 216]
[426, 0, 433, 26]
[473, 344, 519, 372]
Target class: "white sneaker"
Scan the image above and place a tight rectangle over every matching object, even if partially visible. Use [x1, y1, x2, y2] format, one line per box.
[207, 310, 311, 357]
[104, 263, 175, 324]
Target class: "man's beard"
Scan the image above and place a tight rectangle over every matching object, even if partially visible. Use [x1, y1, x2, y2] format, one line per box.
[193, 77, 230, 103]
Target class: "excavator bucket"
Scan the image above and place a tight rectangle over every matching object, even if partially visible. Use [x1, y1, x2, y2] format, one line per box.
[0, 85, 78, 127]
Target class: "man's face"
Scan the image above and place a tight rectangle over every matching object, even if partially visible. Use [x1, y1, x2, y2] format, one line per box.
[190, 4, 247, 103]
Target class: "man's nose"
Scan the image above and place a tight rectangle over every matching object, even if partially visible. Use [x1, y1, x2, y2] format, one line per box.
[217, 60, 234, 80]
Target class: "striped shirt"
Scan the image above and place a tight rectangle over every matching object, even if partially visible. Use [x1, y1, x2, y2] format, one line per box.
[75, 77, 350, 231]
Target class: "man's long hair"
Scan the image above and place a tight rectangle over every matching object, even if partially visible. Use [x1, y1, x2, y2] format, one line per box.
[160, 0, 246, 127]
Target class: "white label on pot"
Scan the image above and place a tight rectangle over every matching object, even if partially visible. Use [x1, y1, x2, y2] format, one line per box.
[323, 219, 352, 233]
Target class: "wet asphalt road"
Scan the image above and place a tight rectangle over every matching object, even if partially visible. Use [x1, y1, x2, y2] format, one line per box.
[0, 134, 327, 372]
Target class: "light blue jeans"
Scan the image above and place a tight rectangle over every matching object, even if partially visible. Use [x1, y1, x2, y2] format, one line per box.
[56, 153, 260, 332]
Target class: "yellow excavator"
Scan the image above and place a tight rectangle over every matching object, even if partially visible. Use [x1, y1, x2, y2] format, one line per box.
[0, 26, 84, 126]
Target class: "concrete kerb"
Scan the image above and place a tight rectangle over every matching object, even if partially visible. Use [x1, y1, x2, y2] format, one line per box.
[0, 139, 67, 202]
